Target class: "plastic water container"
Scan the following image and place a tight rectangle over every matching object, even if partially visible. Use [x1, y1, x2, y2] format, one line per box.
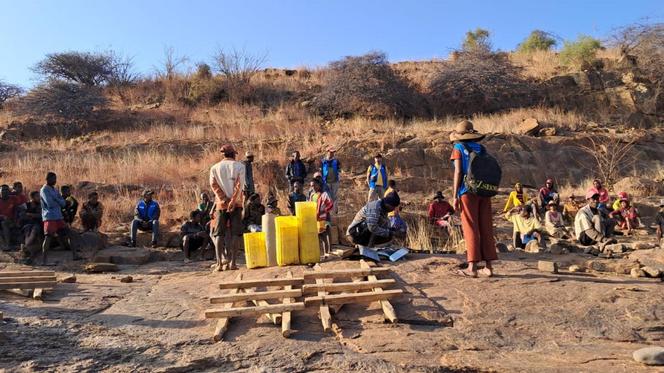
[295, 201, 320, 264]
[261, 213, 277, 267]
[243, 232, 267, 269]
[275, 216, 300, 266]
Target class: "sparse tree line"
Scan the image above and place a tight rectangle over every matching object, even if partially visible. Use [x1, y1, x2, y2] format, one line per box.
[0, 22, 661, 121]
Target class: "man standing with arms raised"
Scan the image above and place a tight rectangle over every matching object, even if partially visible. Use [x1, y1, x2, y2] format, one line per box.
[210, 144, 246, 271]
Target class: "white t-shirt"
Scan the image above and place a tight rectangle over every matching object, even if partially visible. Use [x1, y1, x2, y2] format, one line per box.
[209, 159, 246, 198]
[573, 205, 595, 239]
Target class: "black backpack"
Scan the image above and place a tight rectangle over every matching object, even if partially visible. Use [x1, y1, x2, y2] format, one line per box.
[459, 143, 502, 197]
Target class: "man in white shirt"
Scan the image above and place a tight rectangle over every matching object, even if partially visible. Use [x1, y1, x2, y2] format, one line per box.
[574, 190, 616, 250]
[209, 144, 246, 271]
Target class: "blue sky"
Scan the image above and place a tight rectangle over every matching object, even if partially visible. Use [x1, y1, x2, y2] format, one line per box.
[0, 0, 661, 87]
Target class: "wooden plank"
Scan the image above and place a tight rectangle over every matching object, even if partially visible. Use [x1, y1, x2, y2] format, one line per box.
[304, 289, 403, 306]
[213, 273, 243, 342]
[210, 289, 301, 304]
[244, 288, 282, 325]
[0, 281, 56, 290]
[302, 279, 396, 295]
[314, 265, 332, 332]
[0, 276, 57, 283]
[361, 260, 398, 323]
[282, 271, 294, 338]
[33, 288, 44, 301]
[219, 277, 304, 289]
[205, 302, 305, 318]
[0, 271, 56, 278]
[303, 267, 391, 280]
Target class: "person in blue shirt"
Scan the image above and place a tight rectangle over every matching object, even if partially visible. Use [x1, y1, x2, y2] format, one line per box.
[366, 153, 388, 202]
[130, 190, 161, 248]
[39, 172, 79, 264]
[450, 121, 498, 278]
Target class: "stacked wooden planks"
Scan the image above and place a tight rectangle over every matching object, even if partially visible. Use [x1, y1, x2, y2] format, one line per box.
[0, 270, 57, 290]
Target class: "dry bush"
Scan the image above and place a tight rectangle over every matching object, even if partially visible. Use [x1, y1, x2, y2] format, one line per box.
[33, 51, 135, 87]
[313, 51, 426, 120]
[212, 47, 268, 104]
[577, 135, 636, 190]
[0, 80, 22, 107]
[15, 81, 106, 121]
[429, 49, 539, 115]
[611, 22, 663, 83]
[509, 50, 562, 80]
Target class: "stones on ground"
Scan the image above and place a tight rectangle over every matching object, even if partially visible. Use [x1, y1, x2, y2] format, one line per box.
[538, 127, 557, 137]
[93, 246, 151, 265]
[633, 346, 664, 366]
[120, 275, 133, 283]
[538, 260, 558, 273]
[603, 243, 625, 253]
[630, 242, 653, 251]
[548, 244, 565, 255]
[516, 118, 540, 136]
[641, 266, 662, 278]
[630, 267, 646, 278]
[84, 262, 119, 273]
[568, 265, 583, 273]
[524, 240, 540, 253]
[495, 243, 509, 253]
[59, 274, 77, 283]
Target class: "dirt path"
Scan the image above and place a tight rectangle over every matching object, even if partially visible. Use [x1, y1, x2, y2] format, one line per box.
[1, 253, 663, 372]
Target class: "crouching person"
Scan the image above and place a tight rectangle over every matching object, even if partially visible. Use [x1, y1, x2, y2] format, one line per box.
[574, 191, 616, 250]
[80, 192, 104, 232]
[181, 210, 213, 263]
[40, 172, 80, 264]
[346, 192, 401, 247]
[130, 190, 160, 248]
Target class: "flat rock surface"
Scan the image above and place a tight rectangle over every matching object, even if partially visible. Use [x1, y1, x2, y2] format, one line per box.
[0, 253, 663, 372]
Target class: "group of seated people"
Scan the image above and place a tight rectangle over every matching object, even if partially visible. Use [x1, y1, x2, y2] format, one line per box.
[0, 176, 105, 263]
[503, 177, 644, 251]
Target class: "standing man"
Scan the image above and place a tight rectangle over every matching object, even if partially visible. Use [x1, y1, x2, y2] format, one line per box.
[130, 190, 161, 247]
[40, 172, 79, 264]
[450, 120, 497, 278]
[366, 153, 388, 202]
[210, 144, 246, 271]
[285, 151, 307, 192]
[321, 147, 341, 204]
[243, 151, 256, 199]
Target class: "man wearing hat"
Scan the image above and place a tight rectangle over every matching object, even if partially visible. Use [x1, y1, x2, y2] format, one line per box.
[366, 153, 388, 202]
[243, 151, 256, 199]
[209, 144, 246, 271]
[450, 120, 497, 278]
[346, 192, 401, 247]
[428, 191, 454, 234]
[321, 147, 341, 211]
[130, 189, 161, 248]
[574, 190, 616, 249]
[655, 199, 664, 244]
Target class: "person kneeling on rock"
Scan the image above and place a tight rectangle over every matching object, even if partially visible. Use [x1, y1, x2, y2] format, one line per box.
[506, 205, 546, 251]
[180, 210, 213, 263]
[574, 191, 616, 250]
[346, 192, 401, 247]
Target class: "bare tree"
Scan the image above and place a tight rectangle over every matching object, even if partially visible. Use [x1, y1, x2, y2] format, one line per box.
[212, 47, 266, 84]
[577, 136, 637, 190]
[33, 51, 115, 86]
[0, 80, 22, 107]
[157, 46, 188, 80]
[610, 22, 664, 80]
[15, 81, 106, 121]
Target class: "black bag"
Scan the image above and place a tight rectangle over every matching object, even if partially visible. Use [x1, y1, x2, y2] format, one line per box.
[460, 143, 502, 197]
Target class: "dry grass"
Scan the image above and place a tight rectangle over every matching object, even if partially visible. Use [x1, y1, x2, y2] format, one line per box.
[509, 50, 562, 80]
[405, 216, 463, 253]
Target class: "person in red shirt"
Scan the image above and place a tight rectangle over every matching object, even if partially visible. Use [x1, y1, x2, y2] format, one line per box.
[588, 179, 610, 207]
[11, 182, 28, 206]
[0, 184, 18, 249]
[428, 191, 455, 234]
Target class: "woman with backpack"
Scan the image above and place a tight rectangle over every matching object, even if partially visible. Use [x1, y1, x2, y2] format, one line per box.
[450, 120, 500, 278]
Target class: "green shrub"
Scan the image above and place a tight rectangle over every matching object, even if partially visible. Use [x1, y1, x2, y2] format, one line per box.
[517, 30, 557, 53]
[559, 35, 602, 69]
[462, 28, 491, 52]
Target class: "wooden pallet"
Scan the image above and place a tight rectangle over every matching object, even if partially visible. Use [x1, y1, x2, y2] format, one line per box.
[0, 270, 57, 301]
[206, 272, 305, 342]
[305, 260, 401, 331]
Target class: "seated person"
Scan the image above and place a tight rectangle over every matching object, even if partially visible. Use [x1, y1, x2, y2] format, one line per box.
[505, 205, 546, 250]
[544, 201, 570, 239]
[60, 185, 79, 225]
[198, 192, 214, 226]
[611, 192, 629, 212]
[180, 210, 213, 263]
[346, 192, 401, 247]
[503, 182, 529, 213]
[265, 192, 282, 216]
[574, 191, 616, 248]
[287, 181, 307, 215]
[79, 192, 104, 232]
[562, 195, 580, 223]
[0, 184, 18, 250]
[428, 191, 454, 233]
[537, 178, 560, 214]
[243, 193, 265, 230]
[609, 198, 641, 234]
[19, 191, 44, 258]
[130, 190, 160, 248]
[11, 181, 28, 215]
[656, 199, 664, 244]
[587, 179, 610, 210]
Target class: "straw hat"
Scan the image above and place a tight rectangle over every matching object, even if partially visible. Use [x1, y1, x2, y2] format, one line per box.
[449, 120, 485, 142]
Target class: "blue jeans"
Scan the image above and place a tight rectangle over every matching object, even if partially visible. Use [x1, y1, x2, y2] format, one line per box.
[131, 219, 159, 243]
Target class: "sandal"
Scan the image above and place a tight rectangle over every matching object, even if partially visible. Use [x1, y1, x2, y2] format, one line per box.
[479, 268, 494, 278]
[456, 269, 478, 278]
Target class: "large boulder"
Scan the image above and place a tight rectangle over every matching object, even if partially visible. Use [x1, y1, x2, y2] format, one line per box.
[514, 118, 540, 136]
